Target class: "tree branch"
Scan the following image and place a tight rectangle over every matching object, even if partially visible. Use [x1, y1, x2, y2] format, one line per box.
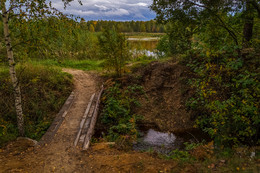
[186, 0, 239, 46]
[249, 0, 260, 18]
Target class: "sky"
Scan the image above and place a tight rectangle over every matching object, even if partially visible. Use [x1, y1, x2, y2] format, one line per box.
[51, 0, 156, 21]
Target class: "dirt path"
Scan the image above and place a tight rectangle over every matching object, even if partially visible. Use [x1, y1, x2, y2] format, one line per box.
[0, 69, 179, 173]
[0, 69, 99, 172]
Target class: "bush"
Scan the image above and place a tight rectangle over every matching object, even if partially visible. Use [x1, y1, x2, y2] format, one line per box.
[185, 49, 260, 147]
[156, 34, 170, 57]
[0, 63, 73, 146]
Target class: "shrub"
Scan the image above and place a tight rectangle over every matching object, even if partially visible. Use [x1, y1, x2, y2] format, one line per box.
[185, 49, 260, 147]
[100, 83, 143, 144]
[98, 28, 130, 77]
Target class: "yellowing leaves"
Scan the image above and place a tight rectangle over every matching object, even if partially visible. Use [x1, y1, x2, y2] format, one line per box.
[30, 77, 40, 83]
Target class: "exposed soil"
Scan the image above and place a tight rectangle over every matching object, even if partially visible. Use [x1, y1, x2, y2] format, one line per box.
[119, 61, 196, 133]
[0, 69, 180, 173]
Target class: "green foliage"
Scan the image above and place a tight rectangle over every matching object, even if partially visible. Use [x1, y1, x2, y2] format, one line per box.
[185, 49, 260, 147]
[156, 34, 169, 57]
[98, 28, 130, 77]
[151, 0, 259, 54]
[165, 149, 191, 161]
[155, 21, 195, 56]
[100, 83, 144, 143]
[162, 142, 202, 162]
[9, 17, 100, 61]
[0, 16, 101, 63]
[0, 63, 73, 145]
[167, 21, 194, 55]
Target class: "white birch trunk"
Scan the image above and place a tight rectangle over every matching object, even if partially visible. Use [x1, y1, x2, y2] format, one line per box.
[2, 1, 25, 136]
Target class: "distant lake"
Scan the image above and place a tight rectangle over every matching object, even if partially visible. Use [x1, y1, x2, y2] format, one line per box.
[127, 37, 160, 58]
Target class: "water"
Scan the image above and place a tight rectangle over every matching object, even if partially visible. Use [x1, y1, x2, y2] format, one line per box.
[127, 37, 160, 58]
[127, 37, 160, 42]
[133, 129, 183, 155]
[130, 49, 160, 59]
[133, 128, 210, 155]
[143, 129, 176, 146]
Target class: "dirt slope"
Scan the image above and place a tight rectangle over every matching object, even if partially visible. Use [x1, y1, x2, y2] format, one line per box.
[119, 61, 196, 133]
[0, 69, 179, 173]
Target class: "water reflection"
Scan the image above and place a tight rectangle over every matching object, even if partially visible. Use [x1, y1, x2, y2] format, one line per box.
[131, 49, 159, 59]
[143, 129, 176, 146]
[128, 37, 160, 58]
[133, 129, 181, 155]
[128, 40, 158, 51]
[133, 128, 211, 154]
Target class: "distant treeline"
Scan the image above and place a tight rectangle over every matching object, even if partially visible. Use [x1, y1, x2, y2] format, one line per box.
[81, 20, 166, 33]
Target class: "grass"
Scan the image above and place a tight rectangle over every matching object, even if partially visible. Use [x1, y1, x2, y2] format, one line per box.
[0, 65, 8, 73]
[125, 32, 165, 38]
[125, 56, 172, 72]
[29, 59, 105, 71]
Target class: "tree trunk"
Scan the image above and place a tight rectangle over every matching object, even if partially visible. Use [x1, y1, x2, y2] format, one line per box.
[2, 3, 25, 136]
[243, 1, 254, 48]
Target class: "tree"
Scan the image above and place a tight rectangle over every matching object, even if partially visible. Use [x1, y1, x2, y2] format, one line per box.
[140, 22, 146, 32]
[243, 1, 255, 48]
[151, 0, 260, 50]
[89, 24, 95, 32]
[0, 0, 61, 136]
[98, 27, 129, 77]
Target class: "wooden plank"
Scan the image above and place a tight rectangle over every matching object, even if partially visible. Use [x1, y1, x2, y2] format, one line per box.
[62, 110, 68, 118]
[83, 93, 96, 118]
[83, 85, 104, 150]
[62, 92, 76, 118]
[88, 100, 96, 118]
[74, 93, 95, 146]
[84, 118, 91, 129]
[81, 118, 91, 143]
[79, 135, 86, 143]
[38, 91, 76, 146]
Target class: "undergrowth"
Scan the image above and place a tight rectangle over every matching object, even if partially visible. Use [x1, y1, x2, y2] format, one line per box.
[0, 63, 73, 146]
[159, 141, 260, 172]
[100, 82, 144, 148]
[184, 49, 260, 147]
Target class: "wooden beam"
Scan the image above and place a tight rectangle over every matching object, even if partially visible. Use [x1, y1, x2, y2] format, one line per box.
[83, 85, 104, 150]
[74, 93, 95, 146]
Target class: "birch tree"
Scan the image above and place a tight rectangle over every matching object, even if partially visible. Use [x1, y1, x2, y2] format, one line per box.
[0, 0, 61, 136]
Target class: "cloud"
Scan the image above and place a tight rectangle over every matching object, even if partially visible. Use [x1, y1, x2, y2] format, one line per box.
[136, 3, 148, 7]
[51, 0, 156, 21]
[94, 4, 108, 11]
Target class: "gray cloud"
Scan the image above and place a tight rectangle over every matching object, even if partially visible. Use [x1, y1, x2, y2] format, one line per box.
[51, 0, 156, 21]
